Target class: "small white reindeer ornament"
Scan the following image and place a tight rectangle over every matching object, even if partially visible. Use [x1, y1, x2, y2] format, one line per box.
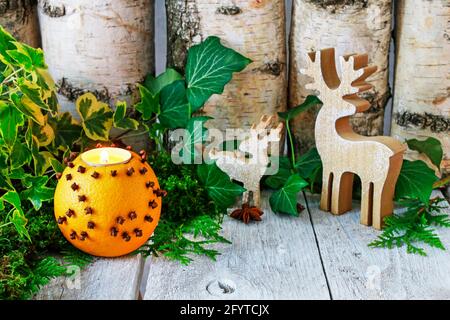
[209, 115, 283, 208]
[302, 48, 406, 230]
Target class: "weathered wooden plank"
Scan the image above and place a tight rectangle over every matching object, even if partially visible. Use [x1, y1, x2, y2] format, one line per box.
[144, 192, 330, 300]
[308, 190, 450, 300]
[34, 254, 144, 300]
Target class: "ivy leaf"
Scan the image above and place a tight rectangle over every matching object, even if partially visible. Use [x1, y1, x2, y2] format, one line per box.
[265, 156, 292, 189]
[18, 79, 49, 111]
[0, 26, 16, 65]
[76, 93, 113, 141]
[10, 92, 45, 125]
[278, 95, 322, 121]
[11, 209, 30, 241]
[135, 84, 159, 120]
[144, 68, 183, 95]
[197, 163, 246, 209]
[395, 160, 438, 204]
[48, 112, 82, 149]
[406, 137, 443, 169]
[45, 91, 59, 117]
[7, 42, 46, 71]
[0, 101, 24, 146]
[9, 167, 29, 179]
[159, 80, 190, 129]
[36, 68, 57, 98]
[186, 36, 252, 111]
[6, 49, 32, 70]
[178, 116, 211, 164]
[0, 174, 14, 191]
[113, 101, 139, 130]
[50, 158, 64, 174]
[269, 174, 308, 216]
[33, 150, 53, 177]
[10, 141, 31, 169]
[26, 128, 52, 175]
[21, 176, 54, 210]
[31, 117, 55, 147]
[2, 190, 23, 214]
[148, 122, 166, 144]
[33, 68, 59, 115]
[0, 150, 8, 170]
[295, 147, 322, 179]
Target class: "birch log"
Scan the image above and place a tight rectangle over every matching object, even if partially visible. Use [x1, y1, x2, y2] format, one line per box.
[289, 0, 392, 154]
[0, 0, 40, 47]
[37, 0, 154, 118]
[166, 0, 287, 131]
[391, 0, 450, 174]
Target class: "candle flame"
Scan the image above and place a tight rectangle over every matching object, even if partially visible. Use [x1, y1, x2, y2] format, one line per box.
[100, 150, 109, 164]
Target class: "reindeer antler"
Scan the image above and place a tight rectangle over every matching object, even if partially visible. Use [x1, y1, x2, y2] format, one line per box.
[339, 54, 377, 96]
[300, 50, 324, 93]
[239, 115, 283, 156]
[301, 48, 377, 98]
[251, 115, 275, 130]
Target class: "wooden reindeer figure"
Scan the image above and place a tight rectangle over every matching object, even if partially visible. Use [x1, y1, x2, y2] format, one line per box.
[209, 115, 283, 208]
[301, 48, 405, 229]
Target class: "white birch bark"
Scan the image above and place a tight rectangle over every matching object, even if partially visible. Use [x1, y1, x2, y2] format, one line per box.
[37, 0, 154, 117]
[289, 0, 392, 154]
[0, 0, 40, 47]
[166, 0, 287, 131]
[391, 0, 450, 174]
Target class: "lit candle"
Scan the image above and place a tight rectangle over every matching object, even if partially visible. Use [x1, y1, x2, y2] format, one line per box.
[100, 150, 109, 164]
[81, 147, 132, 166]
[54, 145, 163, 257]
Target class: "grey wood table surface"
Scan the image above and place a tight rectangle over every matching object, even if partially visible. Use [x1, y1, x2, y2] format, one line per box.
[36, 191, 450, 300]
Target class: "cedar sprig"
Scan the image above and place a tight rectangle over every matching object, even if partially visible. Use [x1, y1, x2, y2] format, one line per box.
[139, 215, 230, 265]
[369, 197, 450, 256]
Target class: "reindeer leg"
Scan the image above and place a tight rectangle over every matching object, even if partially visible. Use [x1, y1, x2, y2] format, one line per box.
[330, 171, 353, 215]
[372, 173, 399, 230]
[242, 187, 249, 205]
[360, 181, 373, 226]
[372, 182, 384, 230]
[320, 168, 332, 212]
[330, 172, 341, 214]
[252, 184, 261, 208]
[373, 156, 403, 229]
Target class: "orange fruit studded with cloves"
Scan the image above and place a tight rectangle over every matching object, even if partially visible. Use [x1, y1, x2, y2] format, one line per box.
[54, 150, 163, 257]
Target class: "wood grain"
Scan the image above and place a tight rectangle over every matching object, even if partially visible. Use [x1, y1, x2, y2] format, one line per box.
[37, 192, 450, 300]
[289, 0, 392, 155]
[391, 0, 450, 174]
[143, 192, 330, 300]
[34, 254, 143, 300]
[37, 0, 155, 117]
[166, 0, 287, 132]
[307, 48, 405, 229]
[210, 115, 284, 208]
[308, 190, 450, 299]
[0, 0, 40, 48]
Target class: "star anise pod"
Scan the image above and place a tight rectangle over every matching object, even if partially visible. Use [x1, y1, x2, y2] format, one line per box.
[230, 203, 263, 224]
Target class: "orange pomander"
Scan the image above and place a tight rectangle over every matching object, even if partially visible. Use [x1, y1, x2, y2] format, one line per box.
[54, 148, 163, 257]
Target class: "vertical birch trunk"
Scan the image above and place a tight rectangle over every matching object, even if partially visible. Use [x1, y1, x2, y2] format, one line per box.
[391, 0, 450, 174]
[289, 0, 392, 154]
[0, 0, 40, 47]
[37, 0, 154, 117]
[166, 0, 287, 131]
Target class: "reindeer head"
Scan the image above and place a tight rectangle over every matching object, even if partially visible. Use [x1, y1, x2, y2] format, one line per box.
[300, 48, 377, 117]
[239, 115, 283, 161]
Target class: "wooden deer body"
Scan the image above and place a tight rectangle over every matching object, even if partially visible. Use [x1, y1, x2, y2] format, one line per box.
[302, 48, 406, 229]
[210, 115, 283, 208]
